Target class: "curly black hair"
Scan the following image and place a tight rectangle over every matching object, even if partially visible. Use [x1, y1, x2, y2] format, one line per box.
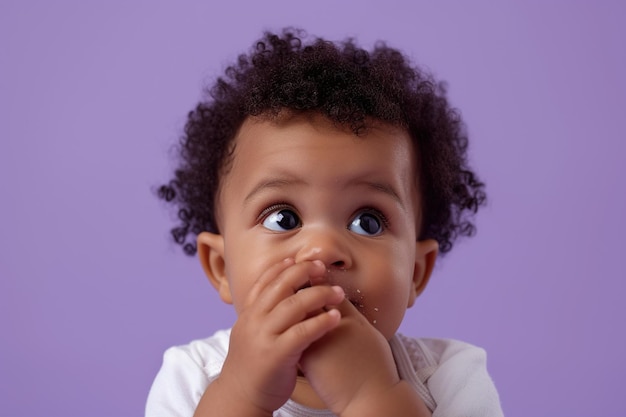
[157, 28, 486, 256]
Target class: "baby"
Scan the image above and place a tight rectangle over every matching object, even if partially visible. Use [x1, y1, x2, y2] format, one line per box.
[147, 28, 503, 417]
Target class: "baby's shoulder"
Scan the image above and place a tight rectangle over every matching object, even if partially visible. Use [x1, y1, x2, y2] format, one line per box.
[395, 333, 487, 369]
[393, 334, 500, 415]
[162, 328, 231, 377]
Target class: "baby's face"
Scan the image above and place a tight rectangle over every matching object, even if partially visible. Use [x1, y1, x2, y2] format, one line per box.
[210, 113, 435, 340]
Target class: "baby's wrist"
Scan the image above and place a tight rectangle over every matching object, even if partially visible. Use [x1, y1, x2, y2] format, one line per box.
[198, 373, 274, 417]
[337, 381, 431, 417]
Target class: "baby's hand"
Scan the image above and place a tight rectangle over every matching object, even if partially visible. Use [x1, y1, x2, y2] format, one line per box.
[211, 258, 345, 416]
[298, 299, 430, 416]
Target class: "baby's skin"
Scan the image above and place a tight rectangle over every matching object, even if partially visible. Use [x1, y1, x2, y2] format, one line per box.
[194, 113, 437, 416]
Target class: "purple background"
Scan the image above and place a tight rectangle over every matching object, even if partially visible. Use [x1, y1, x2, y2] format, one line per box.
[1, 2, 625, 416]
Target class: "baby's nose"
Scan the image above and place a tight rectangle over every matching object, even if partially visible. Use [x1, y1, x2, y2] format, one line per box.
[295, 227, 352, 270]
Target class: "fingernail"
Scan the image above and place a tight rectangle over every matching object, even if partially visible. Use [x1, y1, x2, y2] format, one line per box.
[312, 260, 325, 268]
[327, 309, 341, 319]
[331, 285, 344, 297]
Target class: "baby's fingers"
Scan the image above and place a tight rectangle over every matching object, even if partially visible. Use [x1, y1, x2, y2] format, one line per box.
[268, 285, 345, 334]
[243, 258, 295, 309]
[250, 260, 327, 313]
[278, 307, 342, 355]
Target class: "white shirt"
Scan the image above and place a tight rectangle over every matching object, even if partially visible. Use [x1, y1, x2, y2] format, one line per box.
[146, 329, 503, 416]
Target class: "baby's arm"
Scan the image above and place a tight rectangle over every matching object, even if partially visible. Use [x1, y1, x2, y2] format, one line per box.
[299, 299, 431, 417]
[424, 339, 503, 417]
[194, 258, 345, 417]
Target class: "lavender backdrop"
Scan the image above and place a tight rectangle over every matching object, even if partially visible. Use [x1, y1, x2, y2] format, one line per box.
[1, 2, 624, 416]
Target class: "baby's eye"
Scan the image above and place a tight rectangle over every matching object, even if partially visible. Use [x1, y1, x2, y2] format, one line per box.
[262, 207, 301, 231]
[349, 211, 385, 236]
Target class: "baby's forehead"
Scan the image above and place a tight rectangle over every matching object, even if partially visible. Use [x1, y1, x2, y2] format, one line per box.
[230, 113, 417, 175]
[229, 113, 419, 188]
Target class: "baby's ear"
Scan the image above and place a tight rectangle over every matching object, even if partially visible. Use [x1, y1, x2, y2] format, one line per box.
[407, 239, 438, 308]
[197, 232, 232, 304]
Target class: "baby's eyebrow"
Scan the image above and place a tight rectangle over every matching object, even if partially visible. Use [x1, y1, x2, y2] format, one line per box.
[244, 177, 404, 207]
[243, 177, 305, 204]
[356, 180, 403, 206]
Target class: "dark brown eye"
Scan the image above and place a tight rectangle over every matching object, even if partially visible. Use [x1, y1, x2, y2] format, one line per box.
[349, 211, 383, 236]
[262, 208, 301, 231]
